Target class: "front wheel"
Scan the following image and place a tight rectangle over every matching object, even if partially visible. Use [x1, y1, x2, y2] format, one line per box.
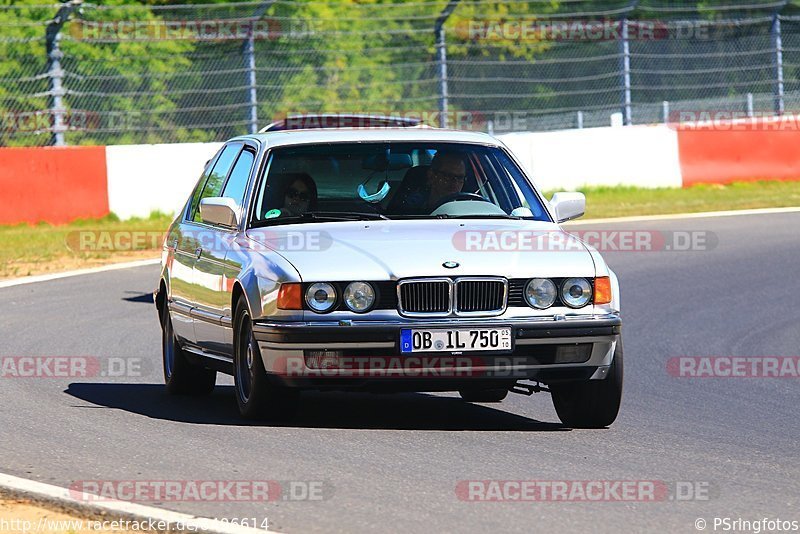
[550, 338, 624, 428]
[161, 310, 216, 395]
[233, 296, 298, 420]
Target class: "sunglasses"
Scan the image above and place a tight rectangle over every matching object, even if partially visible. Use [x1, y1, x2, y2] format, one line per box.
[286, 188, 311, 201]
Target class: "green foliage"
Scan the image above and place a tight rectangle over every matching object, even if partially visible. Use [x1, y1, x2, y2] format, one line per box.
[1, 0, 795, 146]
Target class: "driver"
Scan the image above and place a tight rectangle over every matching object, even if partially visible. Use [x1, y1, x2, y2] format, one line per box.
[424, 151, 467, 212]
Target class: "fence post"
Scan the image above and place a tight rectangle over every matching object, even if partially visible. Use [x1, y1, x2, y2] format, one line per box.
[619, 2, 639, 125]
[577, 111, 584, 129]
[662, 101, 669, 124]
[772, 14, 785, 116]
[746, 93, 754, 117]
[620, 18, 633, 125]
[244, 36, 257, 134]
[243, 1, 276, 134]
[45, 0, 82, 146]
[435, 0, 460, 128]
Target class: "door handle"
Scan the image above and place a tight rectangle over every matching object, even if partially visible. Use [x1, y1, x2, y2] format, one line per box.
[195, 247, 203, 259]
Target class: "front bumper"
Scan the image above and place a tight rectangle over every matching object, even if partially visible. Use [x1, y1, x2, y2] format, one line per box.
[252, 313, 621, 389]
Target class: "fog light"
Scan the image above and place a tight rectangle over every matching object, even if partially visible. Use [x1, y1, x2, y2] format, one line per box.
[554, 344, 592, 364]
[305, 350, 342, 369]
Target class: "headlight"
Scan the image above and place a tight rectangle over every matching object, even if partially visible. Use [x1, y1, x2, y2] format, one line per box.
[343, 282, 376, 313]
[561, 277, 592, 308]
[525, 278, 557, 309]
[305, 282, 337, 313]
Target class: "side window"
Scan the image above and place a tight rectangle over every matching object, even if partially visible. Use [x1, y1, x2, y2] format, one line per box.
[221, 148, 256, 206]
[185, 151, 222, 220]
[192, 143, 242, 222]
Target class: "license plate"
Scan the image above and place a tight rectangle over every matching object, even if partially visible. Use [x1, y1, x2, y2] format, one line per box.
[400, 328, 512, 353]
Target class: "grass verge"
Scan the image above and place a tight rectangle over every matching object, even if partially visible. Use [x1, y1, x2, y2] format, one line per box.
[0, 212, 172, 280]
[569, 180, 800, 219]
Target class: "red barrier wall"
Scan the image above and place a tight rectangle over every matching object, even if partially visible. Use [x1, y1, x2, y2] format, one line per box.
[0, 146, 109, 224]
[677, 127, 800, 186]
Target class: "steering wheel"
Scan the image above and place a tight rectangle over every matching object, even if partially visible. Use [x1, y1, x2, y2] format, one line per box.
[431, 192, 488, 211]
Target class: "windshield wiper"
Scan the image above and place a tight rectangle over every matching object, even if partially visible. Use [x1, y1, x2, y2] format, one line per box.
[392, 213, 523, 220]
[250, 211, 388, 228]
[307, 211, 390, 221]
[447, 214, 524, 220]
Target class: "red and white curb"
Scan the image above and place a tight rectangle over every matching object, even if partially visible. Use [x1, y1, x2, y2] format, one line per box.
[0, 472, 281, 534]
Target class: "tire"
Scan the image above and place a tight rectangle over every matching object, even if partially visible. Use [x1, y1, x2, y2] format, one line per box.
[459, 388, 509, 403]
[550, 338, 624, 428]
[162, 309, 216, 396]
[233, 296, 299, 420]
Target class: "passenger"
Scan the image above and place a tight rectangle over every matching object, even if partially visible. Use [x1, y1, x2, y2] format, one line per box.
[280, 173, 318, 216]
[263, 173, 318, 218]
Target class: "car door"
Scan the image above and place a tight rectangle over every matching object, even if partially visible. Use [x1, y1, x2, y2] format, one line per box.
[192, 143, 257, 355]
[168, 148, 225, 343]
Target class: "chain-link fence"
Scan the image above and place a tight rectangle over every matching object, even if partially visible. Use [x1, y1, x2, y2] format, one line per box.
[1, 0, 799, 146]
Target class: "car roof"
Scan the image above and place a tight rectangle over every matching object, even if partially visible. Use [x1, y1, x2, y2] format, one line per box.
[232, 128, 501, 150]
[259, 114, 422, 132]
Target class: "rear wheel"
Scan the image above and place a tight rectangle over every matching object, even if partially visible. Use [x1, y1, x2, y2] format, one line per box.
[459, 388, 509, 403]
[550, 338, 624, 428]
[233, 296, 298, 420]
[161, 310, 216, 395]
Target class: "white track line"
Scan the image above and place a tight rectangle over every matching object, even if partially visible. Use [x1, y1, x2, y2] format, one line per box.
[0, 258, 160, 289]
[0, 472, 281, 534]
[569, 206, 800, 225]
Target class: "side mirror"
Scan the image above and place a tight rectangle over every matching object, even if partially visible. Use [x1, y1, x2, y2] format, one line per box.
[550, 192, 586, 223]
[199, 197, 240, 228]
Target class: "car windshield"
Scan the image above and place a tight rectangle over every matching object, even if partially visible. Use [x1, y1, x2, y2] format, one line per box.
[250, 142, 550, 226]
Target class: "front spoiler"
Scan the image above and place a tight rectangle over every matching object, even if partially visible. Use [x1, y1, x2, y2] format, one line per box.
[252, 314, 621, 347]
[252, 314, 621, 388]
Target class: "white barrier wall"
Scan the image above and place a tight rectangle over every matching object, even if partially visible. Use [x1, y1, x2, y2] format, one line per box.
[497, 124, 683, 191]
[106, 142, 223, 219]
[103, 127, 682, 220]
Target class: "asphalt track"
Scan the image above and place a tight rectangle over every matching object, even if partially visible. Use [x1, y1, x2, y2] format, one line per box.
[1, 212, 798, 533]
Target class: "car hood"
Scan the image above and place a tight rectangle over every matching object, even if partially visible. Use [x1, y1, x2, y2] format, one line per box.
[246, 219, 597, 281]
